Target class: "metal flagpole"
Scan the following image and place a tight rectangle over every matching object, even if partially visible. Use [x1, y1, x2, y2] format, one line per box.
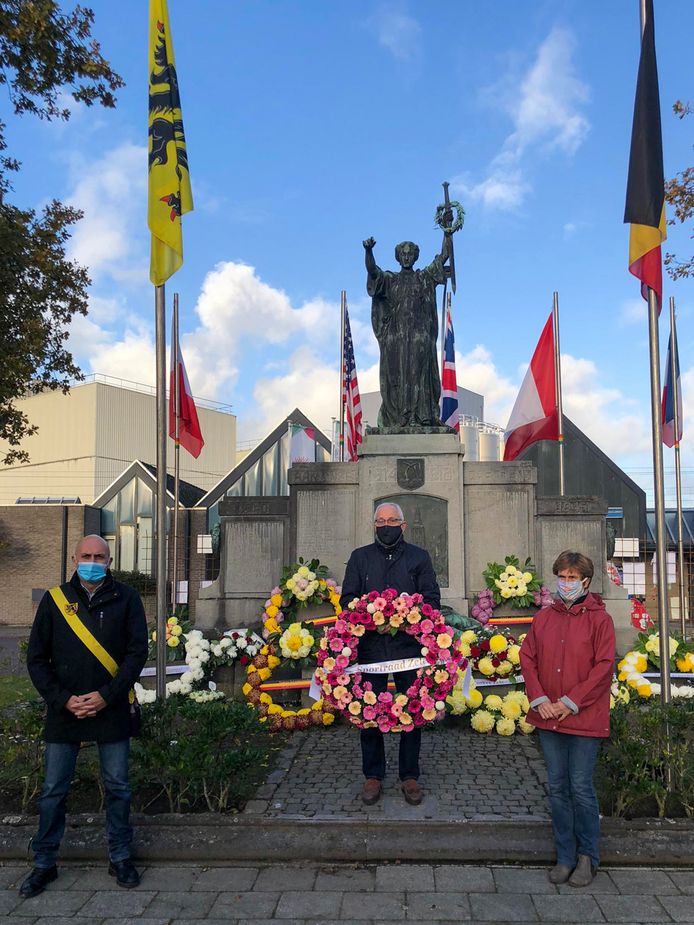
[639, 0, 670, 705]
[670, 296, 686, 639]
[155, 283, 168, 699]
[552, 292, 565, 496]
[339, 291, 346, 462]
[171, 294, 181, 615]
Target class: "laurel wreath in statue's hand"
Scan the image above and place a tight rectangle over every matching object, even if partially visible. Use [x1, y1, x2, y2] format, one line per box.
[434, 201, 465, 234]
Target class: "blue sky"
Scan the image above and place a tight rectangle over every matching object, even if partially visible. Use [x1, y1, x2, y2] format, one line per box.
[4, 0, 693, 502]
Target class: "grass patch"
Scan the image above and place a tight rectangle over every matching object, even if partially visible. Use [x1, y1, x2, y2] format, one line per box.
[0, 676, 37, 709]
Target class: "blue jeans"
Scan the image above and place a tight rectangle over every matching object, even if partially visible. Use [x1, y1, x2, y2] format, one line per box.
[32, 740, 132, 868]
[538, 729, 602, 868]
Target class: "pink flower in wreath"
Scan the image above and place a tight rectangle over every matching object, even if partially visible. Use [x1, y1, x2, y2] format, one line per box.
[363, 705, 376, 721]
[334, 619, 347, 633]
[335, 654, 349, 669]
[421, 603, 434, 616]
[329, 638, 343, 652]
[373, 596, 387, 611]
[377, 716, 392, 733]
[383, 602, 395, 617]
[422, 676, 434, 689]
[367, 590, 380, 602]
[391, 703, 403, 718]
[352, 683, 363, 698]
[420, 619, 434, 634]
[336, 673, 350, 686]
[409, 699, 423, 713]
[378, 691, 393, 705]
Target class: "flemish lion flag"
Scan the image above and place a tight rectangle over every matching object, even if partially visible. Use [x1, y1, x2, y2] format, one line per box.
[623, 0, 666, 310]
[148, 0, 193, 286]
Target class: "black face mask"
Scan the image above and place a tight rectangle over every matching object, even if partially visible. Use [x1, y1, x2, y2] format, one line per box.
[375, 525, 403, 548]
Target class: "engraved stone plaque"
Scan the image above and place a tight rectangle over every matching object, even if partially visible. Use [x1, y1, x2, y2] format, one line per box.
[397, 458, 425, 491]
[377, 493, 448, 588]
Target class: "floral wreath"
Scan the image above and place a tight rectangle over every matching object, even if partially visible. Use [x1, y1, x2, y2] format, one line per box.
[243, 558, 342, 730]
[457, 627, 522, 683]
[243, 642, 336, 731]
[314, 589, 466, 732]
[262, 557, 342, 641]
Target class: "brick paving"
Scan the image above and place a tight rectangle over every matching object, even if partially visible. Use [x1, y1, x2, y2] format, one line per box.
[244, 724, 551, 821]
[2, 861, 693, 923]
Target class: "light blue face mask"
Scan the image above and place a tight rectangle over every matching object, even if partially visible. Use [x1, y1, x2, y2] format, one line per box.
[556, 578, 585, 603]
[76, 561, 107, 583]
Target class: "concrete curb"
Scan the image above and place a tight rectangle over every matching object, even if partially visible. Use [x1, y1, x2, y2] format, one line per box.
[2, 814, 693, 865]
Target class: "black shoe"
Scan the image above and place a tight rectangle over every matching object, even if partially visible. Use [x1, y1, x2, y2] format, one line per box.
[19, 866, 58, 898]
[108, 859, 141, 888]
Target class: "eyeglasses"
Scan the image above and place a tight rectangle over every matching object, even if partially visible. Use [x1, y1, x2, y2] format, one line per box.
[374, 518, 403, 527]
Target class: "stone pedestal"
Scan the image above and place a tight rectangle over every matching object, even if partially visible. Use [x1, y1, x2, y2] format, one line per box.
[195, 497, 290, 631]
[195, 435, 638, 654]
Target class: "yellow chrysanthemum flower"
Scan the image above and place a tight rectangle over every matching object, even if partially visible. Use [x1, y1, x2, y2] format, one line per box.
[322, 713, 335, 726]
[466, 688, 483, 709]
[477, 657, 495, 676]
[496, 718, 516, 736]
[461, 630, 478, 644]
[484, 694, 504, 711]
[489, 634, 508, 654]
[471, 710, 495, 733]
[501, 699, 522, 721]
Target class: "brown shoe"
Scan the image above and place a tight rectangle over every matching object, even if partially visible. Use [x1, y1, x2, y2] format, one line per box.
[361, 778, 382, 805]
[401, 778, 423, 805]
[568, 854, 596, 888]
[548, 863, 572, 884]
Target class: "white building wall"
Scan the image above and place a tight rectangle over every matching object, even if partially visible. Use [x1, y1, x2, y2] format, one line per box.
[0, 380, 236, 504]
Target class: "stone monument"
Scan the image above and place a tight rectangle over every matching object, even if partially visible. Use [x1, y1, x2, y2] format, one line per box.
[196, 186, 635, 653]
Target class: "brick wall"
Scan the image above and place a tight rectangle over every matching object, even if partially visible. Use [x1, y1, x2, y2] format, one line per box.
[0, 505, 100, 626]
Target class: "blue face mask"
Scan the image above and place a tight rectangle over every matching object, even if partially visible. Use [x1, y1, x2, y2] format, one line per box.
[556, 578, 585, 603]
[77, 561, 107, 583]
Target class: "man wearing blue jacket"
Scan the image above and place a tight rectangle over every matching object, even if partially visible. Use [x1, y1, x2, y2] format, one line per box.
[340, 502, 440, 807]
[20, 535, 148, 898]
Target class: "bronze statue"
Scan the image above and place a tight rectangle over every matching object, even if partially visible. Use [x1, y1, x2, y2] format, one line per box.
[364, 184, 463, 435]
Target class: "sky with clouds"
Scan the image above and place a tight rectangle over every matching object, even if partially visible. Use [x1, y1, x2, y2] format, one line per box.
[3, 0, 693, 502]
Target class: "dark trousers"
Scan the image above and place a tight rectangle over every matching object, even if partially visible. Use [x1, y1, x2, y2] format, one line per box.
[360, 669, 421, 781]
[538, 729, 602, 868]
[32, 740, 133, 868]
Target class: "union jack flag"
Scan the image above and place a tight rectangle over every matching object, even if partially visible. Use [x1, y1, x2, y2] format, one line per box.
[342, 306, 362, 461]
[440, 301, 460, 432]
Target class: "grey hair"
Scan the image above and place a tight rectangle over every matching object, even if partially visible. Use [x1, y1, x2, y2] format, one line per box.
[374, 501, 405, 521]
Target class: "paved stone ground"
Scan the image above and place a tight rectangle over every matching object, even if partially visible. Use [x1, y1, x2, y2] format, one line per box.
[1, 861, 693, 923]
[244, 724, 551, 821]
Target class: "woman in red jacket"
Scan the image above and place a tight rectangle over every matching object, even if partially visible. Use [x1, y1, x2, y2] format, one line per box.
[520, 550, 615, 888]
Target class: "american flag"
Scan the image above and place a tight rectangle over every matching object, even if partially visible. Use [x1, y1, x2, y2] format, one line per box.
[440, 301, 460, 432]
[342, 306, 362, 460]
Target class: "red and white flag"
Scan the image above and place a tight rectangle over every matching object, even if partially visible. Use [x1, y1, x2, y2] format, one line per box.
[169, 319, 204, 458]
[503, 313, 558, 461]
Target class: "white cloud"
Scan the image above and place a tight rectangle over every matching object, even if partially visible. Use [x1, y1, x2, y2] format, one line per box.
[456, 345, 519, 428]
[66, 143, 147, 284]
[457, 28, 589, 212]
[368, 5, 421, 61]
[619, 298, 647, 326]
[455, 343, 650, 460]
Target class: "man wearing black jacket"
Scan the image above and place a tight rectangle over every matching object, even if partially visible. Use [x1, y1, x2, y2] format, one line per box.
[340, 502, 440, 807]
[20, 535, 148, 898]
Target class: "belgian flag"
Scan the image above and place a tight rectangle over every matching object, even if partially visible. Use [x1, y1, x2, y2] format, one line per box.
[624, 0, 666, 310]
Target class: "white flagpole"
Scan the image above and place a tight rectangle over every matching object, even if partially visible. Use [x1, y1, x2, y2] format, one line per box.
[552, 292, 565, 496]
[670, 296, 686, 639]
[155, 283, 168, 699]
[339, 291, 346, 461]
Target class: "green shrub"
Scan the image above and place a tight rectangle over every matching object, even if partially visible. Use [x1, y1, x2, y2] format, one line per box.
[0, 697, 280, 815]
[597, 698, 694, 818]
[130, 697, 279, 813]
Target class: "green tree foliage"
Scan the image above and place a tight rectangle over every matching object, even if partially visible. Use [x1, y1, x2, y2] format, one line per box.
[664, 101, 693, 281]
[0, 1, 123, 464]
